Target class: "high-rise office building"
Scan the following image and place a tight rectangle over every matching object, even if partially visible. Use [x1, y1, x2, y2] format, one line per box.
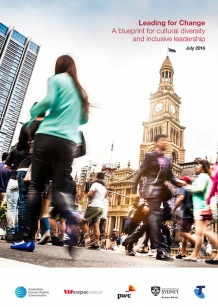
[0, 22, 40, 156]
[79, 160, 102, 184]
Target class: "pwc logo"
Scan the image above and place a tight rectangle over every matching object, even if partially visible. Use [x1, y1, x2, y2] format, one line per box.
[64, 290, 73, 294]
[117, 285, 136, 299]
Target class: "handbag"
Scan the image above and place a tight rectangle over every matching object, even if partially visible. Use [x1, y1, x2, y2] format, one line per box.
[23, 164, 32, 186]
[143, 166, 162, 198]
[200, 208, 213, 221]
[210, 196, 218, 221]
[206, 243, 212, 255]
[73, 131, 86, 159]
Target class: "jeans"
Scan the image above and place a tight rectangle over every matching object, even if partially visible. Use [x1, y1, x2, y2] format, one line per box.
[147, 212, 166, 252]
[6, 178, 19, 235]
[124, 199, 167, 254]
[26, 133, 78, 240]
[0, 192, 6, 209]
[17, 171, 28, 236]
[124, 215, 149, 252]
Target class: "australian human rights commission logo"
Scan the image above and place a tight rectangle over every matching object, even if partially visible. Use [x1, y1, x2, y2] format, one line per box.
[15, 286, 49, 298]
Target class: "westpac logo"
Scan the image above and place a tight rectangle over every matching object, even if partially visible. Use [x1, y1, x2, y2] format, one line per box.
[194, 286, 205, 299]
[64, 290, 73, 294]
[117, 285, 136, 299]
[64, 289, 103, 295]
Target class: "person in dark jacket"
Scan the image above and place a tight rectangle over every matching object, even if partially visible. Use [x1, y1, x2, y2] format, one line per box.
[133, 134, 186, 261]
[0, 152, 11, 209]
[11, 106, 45, 242]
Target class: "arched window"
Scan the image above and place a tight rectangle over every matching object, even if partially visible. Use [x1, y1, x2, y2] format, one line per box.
[172, 151, 178, 164]
[171, 128, 173, 142]
[176, 131, 179, 145]
[150, 128, 153, 142]
[154, 127, 157, 137]
[159, 126, 162, 134]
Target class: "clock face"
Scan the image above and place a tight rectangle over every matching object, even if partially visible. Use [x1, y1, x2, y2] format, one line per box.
[155, 103, 163, 112]
[170, 104, 176, 114]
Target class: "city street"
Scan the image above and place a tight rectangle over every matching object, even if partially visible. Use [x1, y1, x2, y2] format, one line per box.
[0, 240, 215, 268]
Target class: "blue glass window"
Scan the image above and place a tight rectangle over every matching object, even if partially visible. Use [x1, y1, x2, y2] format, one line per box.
[8, 76, 13, 82]
[11, 30, 27, 45]
[5, 83, 11, 89]
[29, 41, 39, 54]
[11, 65, 17, 71]
[3, 90, 8, 96]
[0, 23, 8, 36]
[0, 98, 6, 103]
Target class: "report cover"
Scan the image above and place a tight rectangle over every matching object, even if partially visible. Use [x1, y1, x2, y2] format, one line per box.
[0, 0, 217, 306]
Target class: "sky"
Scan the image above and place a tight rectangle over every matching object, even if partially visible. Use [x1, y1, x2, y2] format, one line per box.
[1, 0, 218, 178]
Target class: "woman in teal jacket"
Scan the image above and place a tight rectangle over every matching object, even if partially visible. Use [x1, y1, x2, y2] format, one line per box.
[184, 159, 218, 262]
[10, 55, 89, 254]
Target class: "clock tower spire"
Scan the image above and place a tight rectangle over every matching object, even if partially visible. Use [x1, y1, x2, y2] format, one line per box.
[158, 56, 174, 93]
[139, 56, 186, 177]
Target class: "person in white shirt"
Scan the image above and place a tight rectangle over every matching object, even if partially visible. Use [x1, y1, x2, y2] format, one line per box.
[81, 172, 107, 250]
[99, 196, 109, 241]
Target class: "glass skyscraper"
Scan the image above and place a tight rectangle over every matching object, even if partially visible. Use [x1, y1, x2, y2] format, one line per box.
[0, 22, 40, 157]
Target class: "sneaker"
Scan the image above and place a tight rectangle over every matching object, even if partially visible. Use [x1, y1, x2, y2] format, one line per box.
[10, 241, 35, 252]
[175, 254, 186, 259]
[5, 233, 24, 243]
[36, 233, 41, 241]
[37, 230, 50, 245]
[147, 249, 157, 257]
[88, 244, 100, 250]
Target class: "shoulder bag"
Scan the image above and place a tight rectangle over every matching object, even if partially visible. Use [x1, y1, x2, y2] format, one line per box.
[73, 131, 86, 159]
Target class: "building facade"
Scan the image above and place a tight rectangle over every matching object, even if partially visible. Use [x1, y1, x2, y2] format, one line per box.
[104, 56, 187, 235]
[103, 161, 138, 235]
[0, 22, 40, 156]
[139, 56, 186, 177]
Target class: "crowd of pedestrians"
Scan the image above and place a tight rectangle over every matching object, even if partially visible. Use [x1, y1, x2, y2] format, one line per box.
[0, 54, 218, 266]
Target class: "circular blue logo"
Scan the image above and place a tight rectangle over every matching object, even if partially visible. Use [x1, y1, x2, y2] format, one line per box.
[15, 286, 27, 298]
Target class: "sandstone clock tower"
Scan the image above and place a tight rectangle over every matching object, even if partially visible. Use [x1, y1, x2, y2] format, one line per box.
[139, 56, 185, 177]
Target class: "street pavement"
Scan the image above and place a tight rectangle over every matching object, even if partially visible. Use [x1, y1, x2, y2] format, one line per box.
[0, 240, 216, 268]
